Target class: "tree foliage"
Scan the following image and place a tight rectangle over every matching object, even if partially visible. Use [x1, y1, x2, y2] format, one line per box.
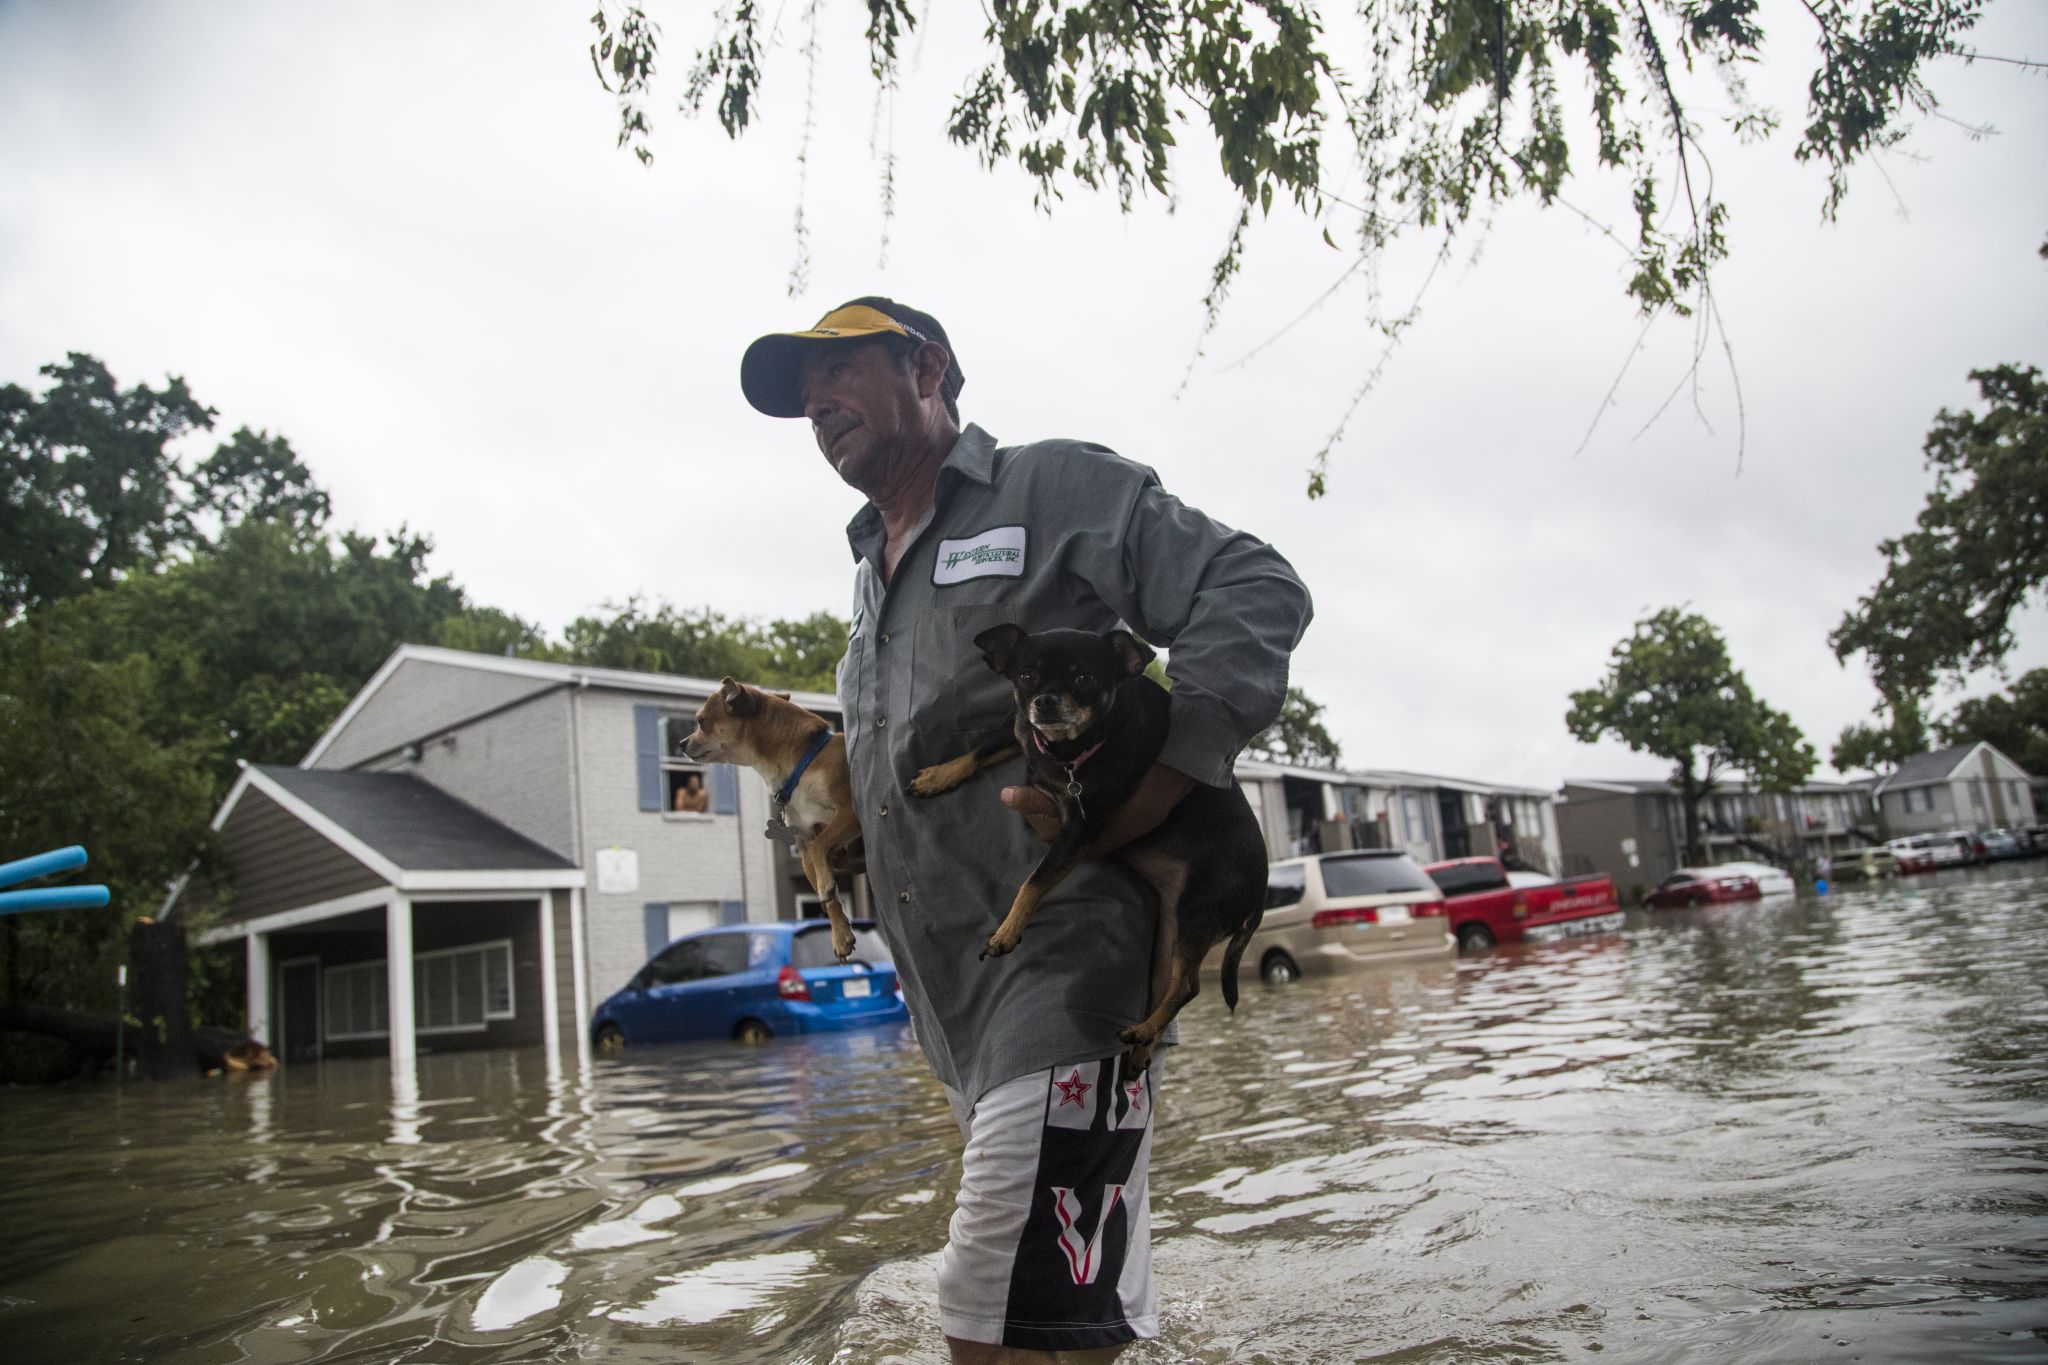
[1249, 684, 1344, 767]
[563, 598, 847, 693]
[1832, 363, 2048, 769]
[1935, 668, 2048, 775]
[589, 1, 1989, 338]
[1567, 606, 1815, 863]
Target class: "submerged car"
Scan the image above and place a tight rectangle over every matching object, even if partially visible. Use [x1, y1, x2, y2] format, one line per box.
[1886, 833, 1966, 872]
[592, 919, 906, 1050]
[1698, 860, 1797, 897]
[1642, 869, 1761, 909]
[1219, 850, 1453, 984]
[1824, 846, 1896, 882]
[1979, 828, 2027, 860]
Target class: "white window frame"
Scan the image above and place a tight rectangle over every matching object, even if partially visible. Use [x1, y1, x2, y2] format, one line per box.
[318, 940, 514, 1042]
[414, 939, 516, 1036]
[659, 713, 713, 818]
[324, 959, 389, 1041]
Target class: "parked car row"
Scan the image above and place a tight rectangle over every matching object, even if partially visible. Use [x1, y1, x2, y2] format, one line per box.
[1885, 826, 2045, 871]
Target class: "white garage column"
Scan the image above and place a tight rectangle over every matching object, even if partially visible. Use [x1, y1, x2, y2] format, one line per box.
[386, 896, 418, 1076]
[537, 893, 561, 1063]
[245, 929, 271, 1048]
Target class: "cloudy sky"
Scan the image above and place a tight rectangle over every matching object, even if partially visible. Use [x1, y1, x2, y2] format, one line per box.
[3, 1, 2044, 790]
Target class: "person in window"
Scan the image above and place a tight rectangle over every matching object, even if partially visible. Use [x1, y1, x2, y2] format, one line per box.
[673, 771, 710, 813]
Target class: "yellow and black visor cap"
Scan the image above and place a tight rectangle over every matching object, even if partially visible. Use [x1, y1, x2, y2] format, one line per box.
[740, 304, 922, 418]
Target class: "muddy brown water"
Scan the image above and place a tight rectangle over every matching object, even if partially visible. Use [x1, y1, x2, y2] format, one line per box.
[3, 865, 2045, 1363]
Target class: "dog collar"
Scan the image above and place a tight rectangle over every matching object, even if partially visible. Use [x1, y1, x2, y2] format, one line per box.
[1030, 727, 1105, 772]
[774, 728, 835, 807]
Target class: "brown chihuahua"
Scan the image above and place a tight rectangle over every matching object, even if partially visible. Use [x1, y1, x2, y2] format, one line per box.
[680, 678, 862, 961]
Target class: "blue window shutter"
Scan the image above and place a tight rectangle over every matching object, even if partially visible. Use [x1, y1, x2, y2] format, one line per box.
[635, 706, 662, 812]
[644, 903, 669, 958]
[720, 899, 746, 926]
[712, 764, 738, 815]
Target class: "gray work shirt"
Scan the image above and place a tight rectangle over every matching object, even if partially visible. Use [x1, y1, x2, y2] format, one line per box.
[836, 423, 1312, 1103]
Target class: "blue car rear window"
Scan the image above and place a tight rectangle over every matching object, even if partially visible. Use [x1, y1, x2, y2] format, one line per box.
[790, 926, 891, 968]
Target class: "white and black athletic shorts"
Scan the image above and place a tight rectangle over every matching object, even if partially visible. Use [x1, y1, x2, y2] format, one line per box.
[937, 1054, 1160, 1352]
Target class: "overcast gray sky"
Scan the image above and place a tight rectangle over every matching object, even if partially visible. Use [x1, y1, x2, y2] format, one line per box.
[3, 1, 2044, 790]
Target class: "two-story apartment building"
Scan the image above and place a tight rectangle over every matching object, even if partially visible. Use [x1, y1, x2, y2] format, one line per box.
[1870, 741, 2038, 837]
[1237, 759, 1563, 872]
[1557, 776, 1881, 901]
[173, 645, 844, 1070]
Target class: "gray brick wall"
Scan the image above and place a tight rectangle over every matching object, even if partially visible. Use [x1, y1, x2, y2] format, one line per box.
[317, 656, 559, 769]
[572, 689, 788, 997]
[362, 689, 575, 858]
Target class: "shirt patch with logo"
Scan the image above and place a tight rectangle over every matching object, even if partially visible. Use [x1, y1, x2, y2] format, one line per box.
[933, 525, 1028, 586]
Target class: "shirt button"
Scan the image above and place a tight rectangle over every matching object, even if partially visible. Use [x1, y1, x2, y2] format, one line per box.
[898, 890, 911, 904]
[876, 716, 888, 729]
[878, 804, 889, 817]
[879, 632, 891, 644]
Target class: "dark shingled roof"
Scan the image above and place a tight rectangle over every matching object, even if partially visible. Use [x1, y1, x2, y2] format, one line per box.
[257, 766, 577, 872]
[1877, 742, 1982, 793]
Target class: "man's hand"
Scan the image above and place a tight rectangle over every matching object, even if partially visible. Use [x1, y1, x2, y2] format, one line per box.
[1000, 764, 1196, 856]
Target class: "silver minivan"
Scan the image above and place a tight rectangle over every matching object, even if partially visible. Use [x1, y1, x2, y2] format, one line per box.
[1213, 850, 1454, 984]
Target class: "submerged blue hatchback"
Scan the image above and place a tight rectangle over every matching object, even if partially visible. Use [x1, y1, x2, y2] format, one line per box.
[591, 919, 907, 1050]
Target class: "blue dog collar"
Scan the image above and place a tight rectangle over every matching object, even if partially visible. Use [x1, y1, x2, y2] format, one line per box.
[774, 728, 835, 807]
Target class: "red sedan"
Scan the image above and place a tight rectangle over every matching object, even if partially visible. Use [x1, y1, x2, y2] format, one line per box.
[1643, 869, 1762, 909]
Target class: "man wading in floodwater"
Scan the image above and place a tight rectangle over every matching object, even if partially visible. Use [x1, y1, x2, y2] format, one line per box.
[741, 297, 1311, 1362]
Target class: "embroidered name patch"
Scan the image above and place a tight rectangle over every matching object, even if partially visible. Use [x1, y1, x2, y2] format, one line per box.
[933, 526, 1027, 585]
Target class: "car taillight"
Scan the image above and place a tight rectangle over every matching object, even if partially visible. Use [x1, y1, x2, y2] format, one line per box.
[1410, 899, 1446, 918]
[1510, 897, 1529, 919]
[1313, 907, 1378, 928]
[776, 966, 811, 1001]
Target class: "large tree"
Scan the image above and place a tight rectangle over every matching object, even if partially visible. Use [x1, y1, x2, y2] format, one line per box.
[1567, 606, 1816, 864]
[1249, 685, 1343, 767]
[0, 354, 329, 621]
[1831, 362, 2048, 769]
[590, 1, 2004, 486]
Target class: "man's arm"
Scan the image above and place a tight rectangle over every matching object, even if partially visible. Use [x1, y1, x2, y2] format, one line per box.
[1003, 445, 1313, 849]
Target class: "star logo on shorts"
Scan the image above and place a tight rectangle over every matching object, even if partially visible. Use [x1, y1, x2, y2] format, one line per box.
[1052, 1069, 1092, 1108]
[1124, 1080, 1144, 1111]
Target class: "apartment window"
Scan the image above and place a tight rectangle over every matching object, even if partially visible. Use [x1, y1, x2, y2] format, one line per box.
[1401, 793, 1427, 844]
[319, 942, 514, 1041]
[1645, 797, 1666, 832]
[661, 715, 712, 812]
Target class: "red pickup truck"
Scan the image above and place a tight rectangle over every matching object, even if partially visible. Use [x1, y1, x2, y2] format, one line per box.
[1422, 857, 1624, 952]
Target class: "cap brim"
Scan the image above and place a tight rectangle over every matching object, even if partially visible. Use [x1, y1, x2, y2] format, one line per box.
[740, 323, 904, 418]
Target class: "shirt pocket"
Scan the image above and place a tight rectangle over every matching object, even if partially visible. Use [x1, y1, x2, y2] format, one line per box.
[836, 628, 870, 760]
[909, 602, 1017, 765]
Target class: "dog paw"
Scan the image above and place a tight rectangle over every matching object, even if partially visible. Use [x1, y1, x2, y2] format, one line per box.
[1121, 1042, 1155, 1075]
[982, 930, 1020, 960]
[908, 765, 952, 797]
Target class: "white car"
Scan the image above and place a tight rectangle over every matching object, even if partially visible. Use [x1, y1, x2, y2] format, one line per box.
[1886, 834, 1966, 869]
[1698, 860, 1797, 896]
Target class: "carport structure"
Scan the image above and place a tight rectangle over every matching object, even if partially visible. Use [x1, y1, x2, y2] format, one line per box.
[181, 764, 588, 1071]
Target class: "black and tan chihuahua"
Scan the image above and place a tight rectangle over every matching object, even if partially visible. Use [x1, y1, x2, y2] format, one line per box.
[910, 625, 1266, 1070]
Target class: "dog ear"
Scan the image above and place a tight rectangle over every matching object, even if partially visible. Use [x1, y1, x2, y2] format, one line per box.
[719, 677, 761, 718]
[1107, 630, 1155, 677]
[973, 624, 1025, 675]
[773, 691, 792, 701]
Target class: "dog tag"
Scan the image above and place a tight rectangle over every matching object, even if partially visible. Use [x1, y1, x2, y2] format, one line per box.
[763, 811, 796, 847]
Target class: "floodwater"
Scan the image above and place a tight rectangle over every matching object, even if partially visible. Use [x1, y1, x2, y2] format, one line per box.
[3, 867, 2046, 1364]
